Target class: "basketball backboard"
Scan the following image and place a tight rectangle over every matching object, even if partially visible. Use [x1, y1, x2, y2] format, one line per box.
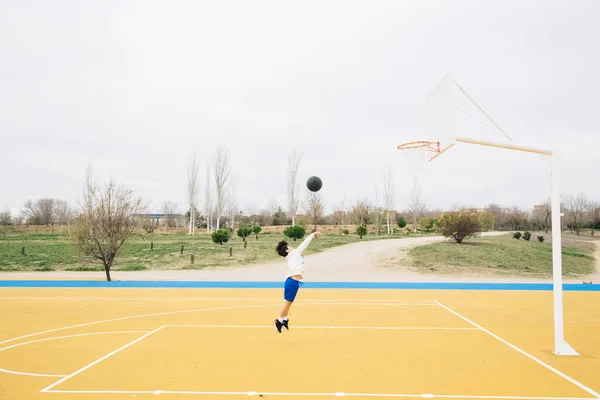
[424, 70, 456, 161]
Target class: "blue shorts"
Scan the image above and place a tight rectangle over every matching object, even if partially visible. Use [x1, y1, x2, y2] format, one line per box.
[284, 277, 303, 302]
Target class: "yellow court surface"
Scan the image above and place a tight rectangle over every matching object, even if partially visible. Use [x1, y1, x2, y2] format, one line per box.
[0, 287, 599, 400]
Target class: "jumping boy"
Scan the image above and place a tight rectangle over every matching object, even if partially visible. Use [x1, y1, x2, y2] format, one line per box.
[273, 231, 321, 333]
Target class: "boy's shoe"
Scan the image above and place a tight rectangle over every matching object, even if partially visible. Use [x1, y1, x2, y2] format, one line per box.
[282, 319, 289, 330]
[273, 318, 283, 333]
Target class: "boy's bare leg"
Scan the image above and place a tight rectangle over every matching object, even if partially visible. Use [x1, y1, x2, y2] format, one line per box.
[279, 300, 292, 319]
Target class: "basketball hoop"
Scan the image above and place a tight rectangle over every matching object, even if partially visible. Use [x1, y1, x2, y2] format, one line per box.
[397, 141, 440, 173]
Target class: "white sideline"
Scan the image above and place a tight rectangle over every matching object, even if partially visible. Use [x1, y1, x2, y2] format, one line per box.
[434, 301, 600, 399]
[40, 389, 596, 399]
[0, 297, 438, 303]
[167, 324, 478, 330]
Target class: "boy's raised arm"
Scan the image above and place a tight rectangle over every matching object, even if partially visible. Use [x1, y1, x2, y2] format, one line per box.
[296, 231, 321, 253]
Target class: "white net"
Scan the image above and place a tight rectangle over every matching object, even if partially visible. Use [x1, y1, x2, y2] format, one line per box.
[401, 146, 429, 174]
[397, 141, 440, 174]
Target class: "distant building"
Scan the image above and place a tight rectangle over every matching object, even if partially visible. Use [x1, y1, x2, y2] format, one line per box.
[134, 213, 186, 228]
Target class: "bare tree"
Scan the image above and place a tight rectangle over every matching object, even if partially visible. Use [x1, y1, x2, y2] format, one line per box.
[204, 160, 213, 234]
[23, 199, 53, 225]
[351, 199, 372, 226]
[287, 150, 302, 226]
[587, 201, 600, 235]
[73, 167, 146, 281]
[187, 153, 199, 236]
[532, 198, 552, 233]
[406, 179, 427, 232]
[21, 198, 72, 227]
[162, 201, 178, 228]
[373, 188, 384, 236]
[332, 196, 347, 233]
[506, 206, 527, 230]
[0, 209, 12, 226]
[213, 146, 231, 230]
[258, 207, 274, 226]
[53, 200, 70, 225]
[227, 174, 238, 229]
[305, 191, 324, 232]
[382, 164, 396, 234]
[22, 200, 40, 225]
[565, 193, 588, 235]
[484, 204, 507, 230]
[37, 198, 55, 225]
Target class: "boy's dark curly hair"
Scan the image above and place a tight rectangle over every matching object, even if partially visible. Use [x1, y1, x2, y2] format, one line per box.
[275, 240, 289, 257]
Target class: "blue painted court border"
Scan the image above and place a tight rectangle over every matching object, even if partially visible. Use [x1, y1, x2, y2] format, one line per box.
[1, 280, 599, 291]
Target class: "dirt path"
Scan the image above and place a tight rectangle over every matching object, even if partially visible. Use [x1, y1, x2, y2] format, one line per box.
[9, 231, 587, 283]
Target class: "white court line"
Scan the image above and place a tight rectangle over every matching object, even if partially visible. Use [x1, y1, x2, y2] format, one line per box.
[0, 297, 437, 303]
[40, 326, 165, 393]
[0, 303, 277, 346]
[300, 303, 436, 307]
[434, 301, 600, 399]
[0, 331, 150, 378]
[0, 368, 65, 378]
[167, 324, 478, 331]
[0, 331, 151, 353]
[41, 389, 596, 399]
[0, 301, 432, 347]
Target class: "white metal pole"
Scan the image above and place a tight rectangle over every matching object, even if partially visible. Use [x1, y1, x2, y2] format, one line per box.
[550, 154, 579, 356]
[455, 136, 552, 155]
[451, 136, 579, 356]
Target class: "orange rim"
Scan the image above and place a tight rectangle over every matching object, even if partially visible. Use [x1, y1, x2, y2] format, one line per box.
[397, 141, 440, 152]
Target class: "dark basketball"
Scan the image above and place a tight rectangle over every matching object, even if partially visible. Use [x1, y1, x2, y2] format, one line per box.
[306, 176, 322, 192]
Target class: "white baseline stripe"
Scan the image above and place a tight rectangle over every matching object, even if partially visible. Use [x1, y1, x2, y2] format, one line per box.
[42, 389, 596, 399]
[0, 297, 436, 303]
[434, 301, 600, 399]
[167, 325, 477, 331]
[300, 303, 436, 307]
[40, 326, 165, 393]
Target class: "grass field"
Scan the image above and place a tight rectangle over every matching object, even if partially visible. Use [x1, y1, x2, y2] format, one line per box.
[1, 227, 596, 277]
[407, 233, 597, 277]
[0, 229, 413, 272]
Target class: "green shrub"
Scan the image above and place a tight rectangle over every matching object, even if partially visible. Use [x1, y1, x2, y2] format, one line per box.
[237, 227, 253, 240]
[438, 211, 481, 244]
[211, 229, 231, 245]
[342, 229, 349, 235]
[356, 225, 368, 239]
[537, 235, 545, 243]
[397, 216, 407, 229]
[284, 225, 306, 241]
[513, 232, 522, 240]
[523, 231, 531, 241]
[252, 225, 261, 239]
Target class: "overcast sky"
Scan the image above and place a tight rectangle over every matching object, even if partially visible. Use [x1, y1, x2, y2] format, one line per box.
[1, 0, 599, 217]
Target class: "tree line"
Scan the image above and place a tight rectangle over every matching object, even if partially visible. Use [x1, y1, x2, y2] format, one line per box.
[2, 147, 598, 282]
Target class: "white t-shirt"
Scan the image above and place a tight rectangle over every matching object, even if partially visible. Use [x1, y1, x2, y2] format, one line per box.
[285, 233, 315, 279]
